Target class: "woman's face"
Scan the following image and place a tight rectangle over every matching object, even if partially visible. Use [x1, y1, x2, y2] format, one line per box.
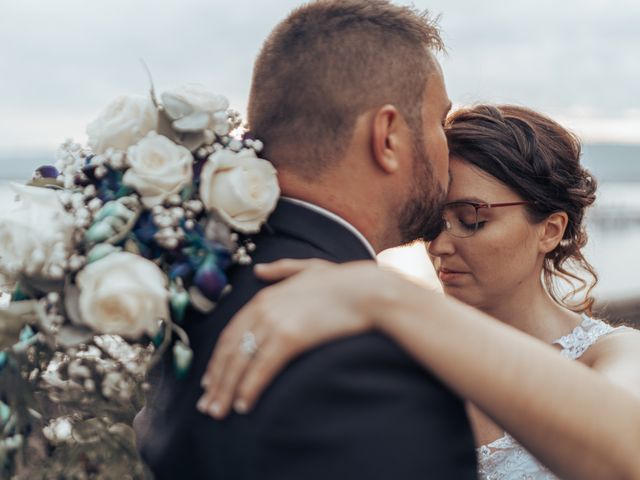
[427, 156, 546, 310]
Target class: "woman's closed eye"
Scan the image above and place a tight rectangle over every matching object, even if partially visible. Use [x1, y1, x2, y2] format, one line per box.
[456, 218, 476, 231]
[455, 217, 487, 232]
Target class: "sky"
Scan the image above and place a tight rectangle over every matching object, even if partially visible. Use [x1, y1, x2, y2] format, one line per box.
[1, 0, 639, 164]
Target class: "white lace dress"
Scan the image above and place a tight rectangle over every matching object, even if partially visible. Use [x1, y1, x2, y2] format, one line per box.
[477, 316, 620, 480]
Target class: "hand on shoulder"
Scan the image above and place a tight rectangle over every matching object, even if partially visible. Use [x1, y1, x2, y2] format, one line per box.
[197, 259, 391, 418]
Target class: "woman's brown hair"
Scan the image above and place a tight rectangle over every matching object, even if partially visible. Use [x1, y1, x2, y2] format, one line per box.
[445, 104, 598, 314]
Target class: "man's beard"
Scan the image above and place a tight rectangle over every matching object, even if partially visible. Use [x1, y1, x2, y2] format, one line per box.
[397, 136, 447, 244]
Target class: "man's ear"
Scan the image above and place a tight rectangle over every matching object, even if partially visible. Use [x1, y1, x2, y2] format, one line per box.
[371, 104, 402, 174]
[538, 211, 569, 254]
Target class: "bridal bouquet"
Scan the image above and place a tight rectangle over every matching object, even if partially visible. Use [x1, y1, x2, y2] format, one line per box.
[0, 84, 279, 478]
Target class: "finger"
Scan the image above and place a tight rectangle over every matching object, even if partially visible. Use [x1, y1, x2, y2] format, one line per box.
[233, 338, 295, 415]
[204, 352, 251, 419]
[197, 342, 232, 418]
[199, 326, 267, 419]
[254, 258, 333, 281]
[200, 327, 237, 392]
[199, 306, 256, 402]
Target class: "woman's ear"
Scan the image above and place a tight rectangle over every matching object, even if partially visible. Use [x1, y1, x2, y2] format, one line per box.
[371, 104, 401, 174]
[538, 211, 569, 253]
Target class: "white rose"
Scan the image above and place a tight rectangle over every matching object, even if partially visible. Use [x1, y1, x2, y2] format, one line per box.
[199, 149, 280, 234]
[86, 94, 158, 154]
[0, 184, 75, 288]
[76, 252, 168, 339]
[123, 133, 193, 208]
[43, 417, 74, 445]
[161, 84, 230, 134]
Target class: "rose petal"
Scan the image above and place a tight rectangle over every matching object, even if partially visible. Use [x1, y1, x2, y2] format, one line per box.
[172, 112, 211, 132]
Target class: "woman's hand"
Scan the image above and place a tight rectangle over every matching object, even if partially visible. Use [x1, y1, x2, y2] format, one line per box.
[197, 259, 384, 419]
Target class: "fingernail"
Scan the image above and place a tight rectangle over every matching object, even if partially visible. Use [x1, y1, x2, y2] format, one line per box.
[234, 399, 248, 415]
[200, 377, 210, 388]
[197, 397, 208, 413]
[208, 402, 221, 417]
[254, 263, 267, 271]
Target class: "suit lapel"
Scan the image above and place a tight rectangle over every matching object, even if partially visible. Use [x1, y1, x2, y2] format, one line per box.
[265, 200, 376, 263]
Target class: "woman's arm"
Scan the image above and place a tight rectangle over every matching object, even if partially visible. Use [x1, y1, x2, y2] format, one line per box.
[373, 272, 640, 480]
[198, 260, 640, 480]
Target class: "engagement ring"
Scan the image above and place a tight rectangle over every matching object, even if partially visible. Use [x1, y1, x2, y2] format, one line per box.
[240, 330, 259, 357]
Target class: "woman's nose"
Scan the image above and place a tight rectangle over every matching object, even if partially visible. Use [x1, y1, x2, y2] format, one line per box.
[426, 229, 456, 257]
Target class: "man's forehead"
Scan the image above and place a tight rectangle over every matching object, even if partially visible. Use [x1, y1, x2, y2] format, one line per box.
[445, 99, 453, 113]
[424, 67, 449, 107]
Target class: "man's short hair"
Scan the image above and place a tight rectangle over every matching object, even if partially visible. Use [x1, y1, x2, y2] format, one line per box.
[248, 0, 444, 178]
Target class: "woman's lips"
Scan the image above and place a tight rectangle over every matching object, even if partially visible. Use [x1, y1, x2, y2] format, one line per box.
[438, 268, 469, 283]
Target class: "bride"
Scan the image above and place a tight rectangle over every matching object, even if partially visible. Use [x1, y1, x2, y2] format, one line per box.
[198, 105, 640, 479]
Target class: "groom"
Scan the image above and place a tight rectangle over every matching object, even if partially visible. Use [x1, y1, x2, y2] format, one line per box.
[135, 1, 477, 478]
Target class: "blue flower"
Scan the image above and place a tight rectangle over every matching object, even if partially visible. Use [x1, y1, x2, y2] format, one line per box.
[34, 165, 59, 179]
[194, 255, 227, 301]
[169, 261, 193, 282]
[212, 244, 232, 270]
[133, 212, 158, 243]
[131, 212, 164, 259]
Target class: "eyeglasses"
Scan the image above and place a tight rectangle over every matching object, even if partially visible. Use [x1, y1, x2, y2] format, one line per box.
[442, 201, 531, 238]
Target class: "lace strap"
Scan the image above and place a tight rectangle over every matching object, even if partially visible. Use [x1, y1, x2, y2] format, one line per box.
[477, 432, 515, 458]
[552, 316, 616, 360]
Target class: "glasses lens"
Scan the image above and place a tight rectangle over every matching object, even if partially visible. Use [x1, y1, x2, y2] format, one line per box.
[443, 203, 478, 238]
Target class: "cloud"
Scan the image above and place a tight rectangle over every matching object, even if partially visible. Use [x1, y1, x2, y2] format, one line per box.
[431, 0, 640, 115]
[555, 111, 640, 144]
[0, 0, 638, 158]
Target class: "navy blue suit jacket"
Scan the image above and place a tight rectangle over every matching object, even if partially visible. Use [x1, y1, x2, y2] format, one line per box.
[135, 199, 477, 479]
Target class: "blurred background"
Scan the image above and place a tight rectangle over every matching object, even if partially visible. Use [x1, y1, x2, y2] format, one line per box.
[1, 0, 639, 322]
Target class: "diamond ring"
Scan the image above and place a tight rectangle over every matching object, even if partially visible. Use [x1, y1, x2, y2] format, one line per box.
[240, 330, 259, 357]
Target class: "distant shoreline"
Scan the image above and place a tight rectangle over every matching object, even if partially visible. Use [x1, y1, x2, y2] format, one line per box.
[2, 143, 640, 182]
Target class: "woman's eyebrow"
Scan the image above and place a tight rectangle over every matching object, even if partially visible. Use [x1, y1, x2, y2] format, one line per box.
[448, 196, 488, 204]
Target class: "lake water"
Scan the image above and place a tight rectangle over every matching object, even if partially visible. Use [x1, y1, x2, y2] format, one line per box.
[2, 158, 640, 303]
